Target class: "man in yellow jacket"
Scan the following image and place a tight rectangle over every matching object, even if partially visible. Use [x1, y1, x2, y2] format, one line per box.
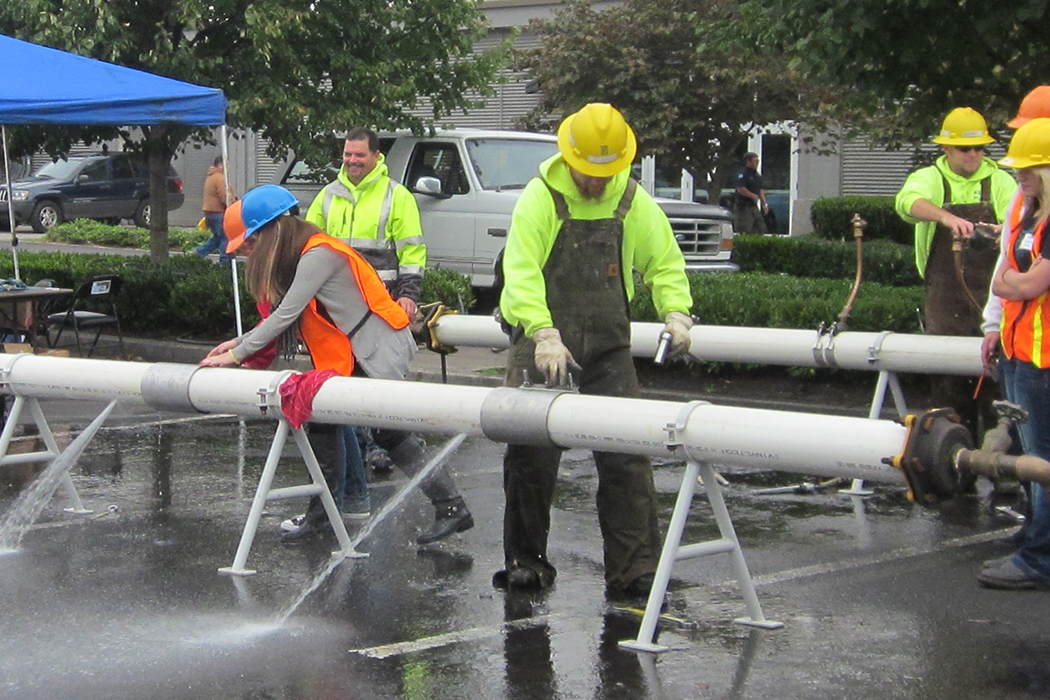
[494, 103, 693, 598]
[306, 127, 426, 319]
[894, 107, 1015, 440]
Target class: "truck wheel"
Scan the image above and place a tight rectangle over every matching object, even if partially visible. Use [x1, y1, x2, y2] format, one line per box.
[30, 200, 63, 233]
[133, 200, 151, 229]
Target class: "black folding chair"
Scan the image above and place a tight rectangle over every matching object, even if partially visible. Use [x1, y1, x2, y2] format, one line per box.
[45, 274, 126, 359]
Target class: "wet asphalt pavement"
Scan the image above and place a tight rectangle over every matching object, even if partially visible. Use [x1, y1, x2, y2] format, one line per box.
[0, 384, 1044, 700]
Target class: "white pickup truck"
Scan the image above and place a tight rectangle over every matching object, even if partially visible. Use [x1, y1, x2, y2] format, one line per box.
[272, 129, 737, 288]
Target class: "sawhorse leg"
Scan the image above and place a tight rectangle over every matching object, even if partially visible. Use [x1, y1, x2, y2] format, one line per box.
[219, 420, 358, 577]
[620, 460, 782, 654]
[842, 370, 907, 497]
[0, 395, 90, 513]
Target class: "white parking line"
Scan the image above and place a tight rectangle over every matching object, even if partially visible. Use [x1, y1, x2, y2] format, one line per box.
[752, 527, 1016, 587]
[349, 613, 564, 659]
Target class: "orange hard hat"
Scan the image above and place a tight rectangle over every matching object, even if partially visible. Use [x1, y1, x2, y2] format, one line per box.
[224, 200, 247, 253]
[1010, 86, 1050, 129]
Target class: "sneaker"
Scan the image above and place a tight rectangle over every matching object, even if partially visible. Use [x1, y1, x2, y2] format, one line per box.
[343, 498, 371, 520]
[280, 514, 307, 533]
[280, 512, 332, 542]
[977, 558, 1049, 590]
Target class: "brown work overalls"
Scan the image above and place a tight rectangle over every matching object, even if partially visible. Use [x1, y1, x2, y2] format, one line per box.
[499, 179, 661, 592]
[923, 175, 1001, 439]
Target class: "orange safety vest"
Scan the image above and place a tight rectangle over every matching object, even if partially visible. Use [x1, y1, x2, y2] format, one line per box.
[1000, 194, 1050, 367]
[298, 233, 409, 376]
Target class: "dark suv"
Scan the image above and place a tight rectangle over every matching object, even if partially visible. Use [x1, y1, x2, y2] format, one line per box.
[0, 153, 185, 232]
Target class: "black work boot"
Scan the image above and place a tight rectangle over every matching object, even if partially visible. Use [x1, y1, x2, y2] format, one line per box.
[417, 496, 474, 545]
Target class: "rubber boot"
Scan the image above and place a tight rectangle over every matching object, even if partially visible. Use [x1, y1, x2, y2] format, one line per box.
[417, 496, 474, 545]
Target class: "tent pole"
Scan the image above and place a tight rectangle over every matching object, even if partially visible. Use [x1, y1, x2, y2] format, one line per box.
[1, 126, 20, 282]
[220, 125, 243, 335]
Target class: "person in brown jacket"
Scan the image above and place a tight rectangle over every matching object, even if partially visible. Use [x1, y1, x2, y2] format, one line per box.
[195, 156, 234, 267]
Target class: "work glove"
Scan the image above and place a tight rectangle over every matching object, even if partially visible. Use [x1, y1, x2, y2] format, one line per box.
[663, 311, 694, 359]
[532, 327, 581, 387]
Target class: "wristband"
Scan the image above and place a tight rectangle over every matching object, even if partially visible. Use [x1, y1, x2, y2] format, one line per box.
[227, 350, 241, 365]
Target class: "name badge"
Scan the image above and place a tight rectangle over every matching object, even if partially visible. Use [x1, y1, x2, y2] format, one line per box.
[1020, 233, 1035, 252]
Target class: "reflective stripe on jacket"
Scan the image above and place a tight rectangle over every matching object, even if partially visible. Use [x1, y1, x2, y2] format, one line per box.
[298, 233, 410, 376]
[1001, 194, 1050, 367]
[304, 155, 426, 298]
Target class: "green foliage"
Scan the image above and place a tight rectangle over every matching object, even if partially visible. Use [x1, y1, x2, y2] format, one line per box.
[3, 250, 255, 338]
[5, 241, 476, 340]
[630, 271, 923, 334]
[732, 233, 921, 286]
[44, 219, 210, 251]
[513, 0, 834, 200]
[746, 0, 1040, 146]
[420, 267, 476, 312]
[809, 196, 913, 245]
[0, 0, 506, 261]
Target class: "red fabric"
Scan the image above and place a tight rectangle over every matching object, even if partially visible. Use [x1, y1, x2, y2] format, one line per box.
[241, 300, 277, 369]
[279, 369, 339, 429]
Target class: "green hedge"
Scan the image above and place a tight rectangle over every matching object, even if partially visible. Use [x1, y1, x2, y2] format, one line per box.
[44, 219, 210, 252]
[810, 195, 914, 245]
[732, 233, 921, 287]
[4, 250, 476, 341]
[630, 271, 923, 334]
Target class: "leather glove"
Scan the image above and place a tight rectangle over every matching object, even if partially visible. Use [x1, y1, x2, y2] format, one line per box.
[532, 327, 581, 386]
[663, 311, 694, 358]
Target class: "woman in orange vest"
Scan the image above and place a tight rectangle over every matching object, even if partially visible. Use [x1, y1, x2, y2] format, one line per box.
[979, 117, 1050, 589]
[200, 185, 474, 544]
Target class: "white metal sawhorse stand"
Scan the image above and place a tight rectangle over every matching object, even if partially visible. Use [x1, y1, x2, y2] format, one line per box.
[0, 393, 94, 514]
[620, 402, 782, 654]
[218, 417, 364, 576]
[840, 368, 909, 496]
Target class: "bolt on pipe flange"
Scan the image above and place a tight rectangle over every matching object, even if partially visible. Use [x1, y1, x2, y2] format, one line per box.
[886, 408, 973, 504]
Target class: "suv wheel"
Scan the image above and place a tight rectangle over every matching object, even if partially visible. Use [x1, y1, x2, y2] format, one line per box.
[30, 200, 62, 233]
[134, 199, 151, 229]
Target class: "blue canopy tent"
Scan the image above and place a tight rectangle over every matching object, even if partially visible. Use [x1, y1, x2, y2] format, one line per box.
[0, 33, 228, 281]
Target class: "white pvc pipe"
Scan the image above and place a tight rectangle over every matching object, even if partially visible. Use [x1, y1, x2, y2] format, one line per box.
[431, 314, 984, 377]
[0, 353, 910, 486]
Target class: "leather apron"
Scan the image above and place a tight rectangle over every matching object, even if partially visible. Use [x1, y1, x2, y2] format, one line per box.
[923, 175, 998, 335]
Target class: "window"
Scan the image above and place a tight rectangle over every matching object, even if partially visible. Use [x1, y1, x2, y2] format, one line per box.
[406, 144, 470, 195]
[465, 138, 559, 191]
[78, 159, 108, 183]
[111, 156, 134, 180]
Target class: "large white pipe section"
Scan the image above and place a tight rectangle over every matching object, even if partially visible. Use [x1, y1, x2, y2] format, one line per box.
[430, 314, 984, 377]
[0, 353, 910, 485]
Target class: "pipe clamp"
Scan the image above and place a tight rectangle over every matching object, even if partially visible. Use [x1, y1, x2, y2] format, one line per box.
[481, 386, 562, 448]
[141, 363, 202, 413]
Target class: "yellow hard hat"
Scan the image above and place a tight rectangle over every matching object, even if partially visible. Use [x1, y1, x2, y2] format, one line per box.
[557, 103, 637, 178]
[1010, 86, 1050, 128]
[999, 117, 1050, 169]
[932, 107, 995, 146]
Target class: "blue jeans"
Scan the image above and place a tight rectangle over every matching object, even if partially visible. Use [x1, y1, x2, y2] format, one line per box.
[338, 425, 370, 512]
[998, 357, 1050, 583]
[194, 213, 231, 267]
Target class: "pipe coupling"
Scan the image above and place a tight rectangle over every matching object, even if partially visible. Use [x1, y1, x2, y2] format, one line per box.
[141, 363, 203, 413]
[480, 386, 562, 448]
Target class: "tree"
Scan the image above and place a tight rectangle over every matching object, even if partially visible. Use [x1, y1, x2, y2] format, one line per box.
[0, 0, 504, 263]
[513, 0, 831, 203]
[744, 0, 1050, 147]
